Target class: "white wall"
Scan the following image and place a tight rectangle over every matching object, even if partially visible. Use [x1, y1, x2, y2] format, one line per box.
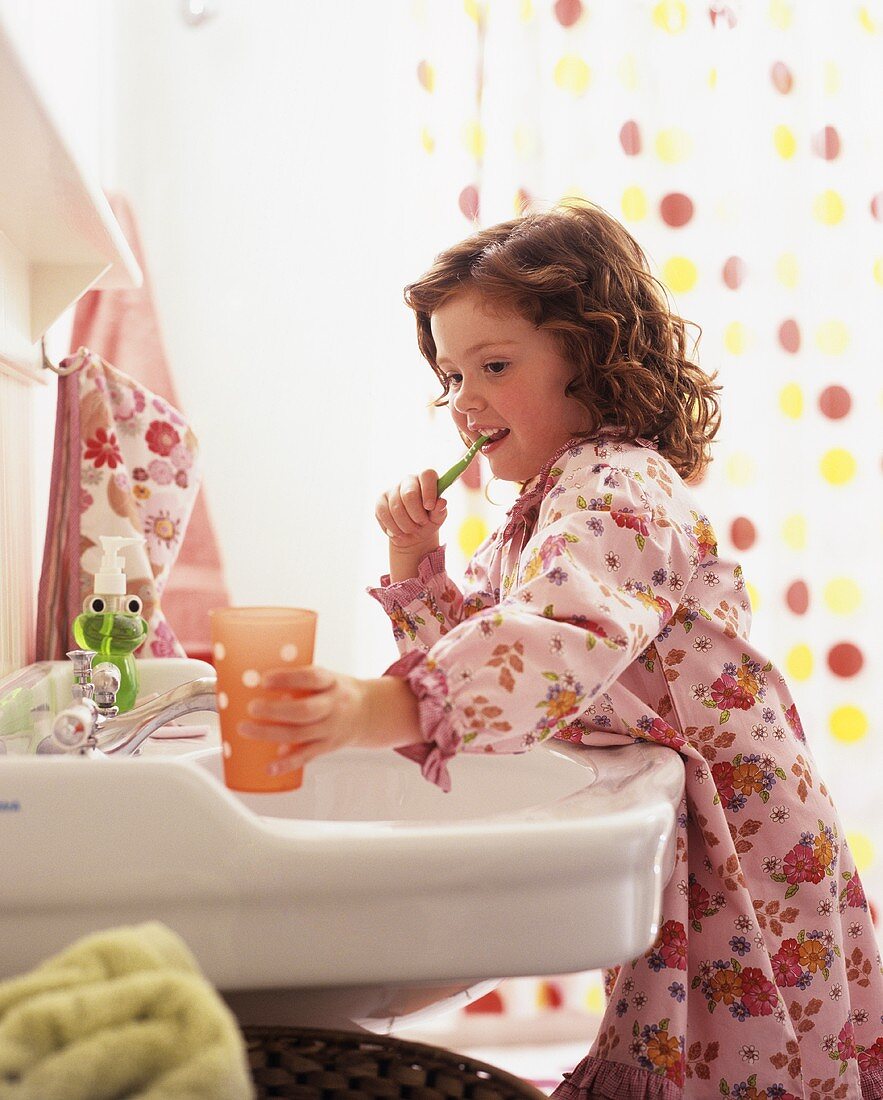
[107, 0, 445, 676]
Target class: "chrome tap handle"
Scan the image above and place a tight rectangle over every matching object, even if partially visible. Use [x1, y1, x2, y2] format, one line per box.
[92, 662, 121, 717]
[66, 649, 97, 703]
[51, 700, 98, 752]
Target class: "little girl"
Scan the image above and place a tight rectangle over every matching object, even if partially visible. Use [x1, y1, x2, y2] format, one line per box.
[240, 202, 883, 1099]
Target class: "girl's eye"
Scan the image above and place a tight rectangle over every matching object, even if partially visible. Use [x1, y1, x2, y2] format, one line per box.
[485, 361, 509, 375]
[444, 373, 463, 388]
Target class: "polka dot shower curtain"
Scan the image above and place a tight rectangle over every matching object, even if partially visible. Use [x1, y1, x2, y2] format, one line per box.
[405, 0, 882, 1023]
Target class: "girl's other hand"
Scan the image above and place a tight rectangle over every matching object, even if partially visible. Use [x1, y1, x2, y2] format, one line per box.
[375, 471, 447, 552]
[237, 666, 419, 777]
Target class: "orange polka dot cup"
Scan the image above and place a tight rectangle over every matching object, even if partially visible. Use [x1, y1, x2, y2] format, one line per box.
[209, 607, 317, 792]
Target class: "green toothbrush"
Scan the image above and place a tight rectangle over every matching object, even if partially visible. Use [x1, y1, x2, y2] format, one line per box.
[436, 435, 490, 494]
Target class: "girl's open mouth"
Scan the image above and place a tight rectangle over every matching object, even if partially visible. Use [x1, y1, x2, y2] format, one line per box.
[480, 429, 510, 454]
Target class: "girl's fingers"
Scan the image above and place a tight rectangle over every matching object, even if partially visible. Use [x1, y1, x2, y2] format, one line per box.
[395, 476, 430, 526]
[267, 742, 327, 776]
[261, 666, 335, 692]
[244, 691, 335, 728]
[239, 716, 325, 740]
[419, 469, 438, 512]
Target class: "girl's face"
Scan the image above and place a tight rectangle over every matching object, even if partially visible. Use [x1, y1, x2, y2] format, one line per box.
[430, 289, 591, 484]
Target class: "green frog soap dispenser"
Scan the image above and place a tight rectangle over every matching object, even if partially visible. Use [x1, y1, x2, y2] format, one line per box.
[72, 535, 149, 713]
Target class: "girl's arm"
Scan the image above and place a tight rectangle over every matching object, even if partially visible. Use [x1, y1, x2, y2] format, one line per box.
[382, 462, 700, 789]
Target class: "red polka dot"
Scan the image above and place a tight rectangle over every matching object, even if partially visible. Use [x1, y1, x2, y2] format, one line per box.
[554, 0, 583, 27]
[778, 319, 801, 354]
[818, 384, 852, 420]
[872, 193, 883, 221]
[722, 256, 746, 289]
[709, 4, 737, 29]
[538, 980, 565, 1008]
[730, 516, 756, 551]
[619, 120, 641, 156]
[771, 61, 793, 94]
[827, 642, 864, 677]
[660, 193, 694, 228]
[786, 580, 810, 615]
[465, 989, 505, 1014]
[812, 126, 841, 161]
[459, 185, 480, 222]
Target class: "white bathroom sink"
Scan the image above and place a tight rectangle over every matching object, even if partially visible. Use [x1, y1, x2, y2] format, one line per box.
[0, 659, 684, 1030]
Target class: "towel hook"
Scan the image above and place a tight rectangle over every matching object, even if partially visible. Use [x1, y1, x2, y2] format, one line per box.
[41, 340, 89, 377]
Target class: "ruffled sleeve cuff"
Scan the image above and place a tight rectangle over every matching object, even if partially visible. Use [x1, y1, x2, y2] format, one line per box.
[366, 545, 448, 615]
[383, 648, 459, 793]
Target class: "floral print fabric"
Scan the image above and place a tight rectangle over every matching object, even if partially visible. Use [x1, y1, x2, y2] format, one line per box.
[368, 438, 883, 1099]
[75, 348, 200, 657]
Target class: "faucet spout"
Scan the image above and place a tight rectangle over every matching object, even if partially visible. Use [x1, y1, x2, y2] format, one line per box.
[95, 677, 217, 755]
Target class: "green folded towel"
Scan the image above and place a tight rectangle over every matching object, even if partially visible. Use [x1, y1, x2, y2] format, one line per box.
[0, 922, 254, 1100]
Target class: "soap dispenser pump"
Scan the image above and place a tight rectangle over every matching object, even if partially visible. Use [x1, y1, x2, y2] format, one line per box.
[72, 536, 149, 713]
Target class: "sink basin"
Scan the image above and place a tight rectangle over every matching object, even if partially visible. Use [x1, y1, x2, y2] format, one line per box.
[0, 659, 684, 1031]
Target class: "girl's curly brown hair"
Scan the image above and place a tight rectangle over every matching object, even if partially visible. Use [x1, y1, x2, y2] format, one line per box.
[403, 200, 721, 482]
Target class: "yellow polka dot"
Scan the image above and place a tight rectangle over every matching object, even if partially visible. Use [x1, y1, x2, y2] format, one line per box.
[653, 0, 688, 33]
[776, 253, 799, 288]
[411, 0, 427, 25]
[846, 831, 875, 873]
[662, 257, 698, 294]
[769, 0, 793, 30]
[459, 515, 489, 558]
[779, 382, 803, 419]
[829, 705, 868, 743]
[858, 5, 878, 33]
[786, 644, 813, 681]
[514, 124, 538, 158]
[463, 120, 485, 159]
[420, 127, 435, 154]
[585, 984, 605, 1014]
[655, 128, 693, 163]
[781, 514, 807, 550]
[463, 0, 486, 23]
[560, 187, 589, 205]
[824, 577, 862, 615]
[618, 53, 639, 90]
[813, 190, 845, 225]
[418, 61, 436, 93]
[726, 451, 755, 486]
[873, 257, 883, 284]
[815, 320, 849, 355]
[708, 66, 718, 90]
[621, 185, 648, 221]
[823, 61, 841, 94]
[519, 0, 534, 21]
[820, 448, 857, 485]
[723, 321, 750, 355]
[773, 125, 797, 160]
[554, 55, 591, 95]
[745, 580, 761, 610]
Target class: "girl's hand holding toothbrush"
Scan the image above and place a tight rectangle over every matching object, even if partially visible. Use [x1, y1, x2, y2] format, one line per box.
[375, 470, 447, 551]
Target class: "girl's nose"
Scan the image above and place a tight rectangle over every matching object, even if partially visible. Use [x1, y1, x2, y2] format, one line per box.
[451, 377, 485, 415]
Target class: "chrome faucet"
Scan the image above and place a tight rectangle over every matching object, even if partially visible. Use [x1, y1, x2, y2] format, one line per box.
[51, 650, 216, 756]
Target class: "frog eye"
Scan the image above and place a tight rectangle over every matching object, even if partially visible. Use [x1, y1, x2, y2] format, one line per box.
[125, 596, 143, 615]
[85, 596, 107, 613]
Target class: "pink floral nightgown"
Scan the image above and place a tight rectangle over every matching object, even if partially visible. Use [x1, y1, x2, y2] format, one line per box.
[367, 437, 883, 1100]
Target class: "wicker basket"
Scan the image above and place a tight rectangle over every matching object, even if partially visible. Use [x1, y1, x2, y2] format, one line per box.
[241, 1026, 548, 1099]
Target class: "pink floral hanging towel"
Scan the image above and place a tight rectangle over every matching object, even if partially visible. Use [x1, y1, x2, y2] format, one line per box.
[35, 348, 202, 662]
